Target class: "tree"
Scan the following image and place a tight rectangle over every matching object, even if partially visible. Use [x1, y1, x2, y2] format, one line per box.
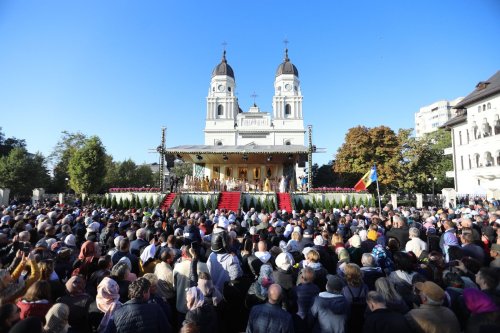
[68, 136, 107, 194]
[397, 128, 454, 193]
[49, 131, 88, 193]
[0, 148, 50, 198]
[0, 127, 27, 157]
[312, 162, 338, 187]
[169, 161, 193, 182]
[335, 126, 408, 192]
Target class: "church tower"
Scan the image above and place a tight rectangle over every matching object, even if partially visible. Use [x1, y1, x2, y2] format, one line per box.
[205, 51, 240, 146]
[272, 49, 305, 145]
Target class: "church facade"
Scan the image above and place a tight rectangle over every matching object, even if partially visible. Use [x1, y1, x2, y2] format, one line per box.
[166, 49, 308, 191]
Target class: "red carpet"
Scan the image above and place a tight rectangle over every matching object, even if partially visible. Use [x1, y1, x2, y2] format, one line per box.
[217, 192, 241, 212]
[160, 193, 177, 211]
[277, 193, 293, 213]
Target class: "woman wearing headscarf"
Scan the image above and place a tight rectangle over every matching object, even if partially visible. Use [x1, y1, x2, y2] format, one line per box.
[347, 234, 363, 266]
[184, 286, 218, 333]
[72, 241, 99, 280]
[272, 252, 297, 312]
[139, 243, 159, 274]
[43, 303, 70, 333]
[91, 277, 122, 333]
[245, 264, 274, 309]
[463, 288, 500, 333]
[56, 276, 92, 333]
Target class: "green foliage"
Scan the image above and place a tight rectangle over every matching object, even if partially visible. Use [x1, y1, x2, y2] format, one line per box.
[49, 131, 88, 193]
[169, 161, 193, 183]
[68, 136, 107, 194]
[325, 198, 331, 210]
[130, 195, 137, 209]
[256, 198, 262, 211]
[0, 147, 50, 197]
[197, 197, 205, 212]
[123, 197, 130, 209]
[147, 196, 154, 209]
[104, 158, 154, 189]
[0, 127, 27, 157]
[111, 196, 117, 209]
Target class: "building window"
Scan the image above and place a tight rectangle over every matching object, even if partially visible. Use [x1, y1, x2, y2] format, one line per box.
[468, 155, 472, 169]
[216, 141, 223, 146]
[475, 154, 480, 168]
[483, 104, 486, 111]
[460, 156, 464, 170]
[284, 140, 291, 145]
[459, 131, 462, 145]
[478, 106, 481, 113]
[466, 129, 470, 143]
[488, 103, 491, 109]
[217, 105, 224, 116]
[228, 87, 231, 92]
[497, 152, 500, 166]
[285, 104, 291, 116]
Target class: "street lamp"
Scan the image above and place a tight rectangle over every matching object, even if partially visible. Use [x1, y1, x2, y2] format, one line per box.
[428, 177, 437, 204]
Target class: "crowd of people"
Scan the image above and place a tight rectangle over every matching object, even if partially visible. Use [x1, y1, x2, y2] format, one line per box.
[0, 197, 499, 333]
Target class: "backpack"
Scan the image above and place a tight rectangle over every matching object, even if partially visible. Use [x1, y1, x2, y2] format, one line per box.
[347, 285, 367, 306]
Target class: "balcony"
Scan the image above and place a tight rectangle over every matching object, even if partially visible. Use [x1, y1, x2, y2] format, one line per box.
[446, 171, 455, 178]
[444, 147, 453, 155]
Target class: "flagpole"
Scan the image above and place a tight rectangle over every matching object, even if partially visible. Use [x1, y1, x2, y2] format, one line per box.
[376, 178, 382, 214]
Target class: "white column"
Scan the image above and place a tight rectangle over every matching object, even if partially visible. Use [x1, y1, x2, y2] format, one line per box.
[416, 193, 423, 209]
[0, 188, 10, 206]
[390, 193, 397, 208]
[32, 188, 45, 205]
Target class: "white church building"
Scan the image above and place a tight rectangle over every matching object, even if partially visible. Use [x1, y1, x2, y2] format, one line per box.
[166, 49, 309, 190]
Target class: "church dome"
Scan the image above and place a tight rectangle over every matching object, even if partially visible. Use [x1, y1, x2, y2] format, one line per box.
[276, 49, 299, 77]
[212, 50, 234, 79]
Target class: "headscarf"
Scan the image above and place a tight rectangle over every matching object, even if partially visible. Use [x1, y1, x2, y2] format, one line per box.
[65, 276, 86, 295]
[197, 276, 223, 306]
[348, 235, 361, 248]
[186, 287, 205, 311]
[78, 241, 96, 261]
[44, 303, 69, 333]
[255, 264, 274, 297]
[463, 288, 500, 314]
[96, 277, 122, 332]
[275, 252, 294, 271]
[140, 244, 156, 264]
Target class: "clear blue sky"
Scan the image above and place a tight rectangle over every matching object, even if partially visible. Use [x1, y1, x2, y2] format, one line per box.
[1, 0, 499, 167]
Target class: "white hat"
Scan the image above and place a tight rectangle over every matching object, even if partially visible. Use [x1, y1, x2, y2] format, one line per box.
[87, 222, 100, 233]
[282, 209, 287, 215]
[314, 235, 325, 246]
[302, 247, 313, 257]
[249, 226, 257, 235]
[275, 252, 294, 271]
[114, 235, 125, 248]
[218, 216, 229, 229]
[64, 234, 76, 247]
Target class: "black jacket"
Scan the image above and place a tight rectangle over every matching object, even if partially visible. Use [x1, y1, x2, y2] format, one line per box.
[363, 308, 412, 333]
[104, 299, 171, 333]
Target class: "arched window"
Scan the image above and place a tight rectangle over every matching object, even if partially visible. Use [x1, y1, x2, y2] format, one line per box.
[284, 140, 291, 145]
[216, 141, 223, 146]
[478, 106, 481, 112]
[217, 105, 224, 116]
[483, 104, 486, 111]
[485, 152, 494, 167]
[474, 153, 480, 168]
[487, 103, 491, 109]
[459, 131, 462, 145]
[285, 104, 291, 116]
